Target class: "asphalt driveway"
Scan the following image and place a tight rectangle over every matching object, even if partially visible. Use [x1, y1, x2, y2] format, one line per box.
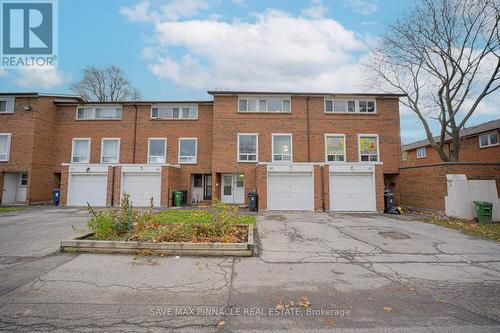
[0, 207, 499, 332]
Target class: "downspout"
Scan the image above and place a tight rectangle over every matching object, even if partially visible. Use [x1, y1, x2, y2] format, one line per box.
[306, 96, 311, 162]
[320, 165, 325, 212]
[132, 104, 138, 163]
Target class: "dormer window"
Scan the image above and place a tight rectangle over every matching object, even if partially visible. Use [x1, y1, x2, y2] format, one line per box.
[151, 105, 198, 119]
[238, 97, 291, 113]
[76, 106, 122, 120]
[0, 97, 15, 113]
[325, 98, 376, 113]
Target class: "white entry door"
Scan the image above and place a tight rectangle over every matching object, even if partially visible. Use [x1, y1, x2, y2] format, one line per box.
[329, 172, 375, 212]
[68, 173, 108, 207]
[1, 173, 19, 204]
[267, 172, 314, 211]
[16, 173, 28, 202]
[121, 172, 161, 207]
[221, 174, 245, 204]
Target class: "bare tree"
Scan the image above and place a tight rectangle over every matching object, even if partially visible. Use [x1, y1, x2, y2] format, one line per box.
[367, 0, 499, 161]
[71, 66, 142, 102]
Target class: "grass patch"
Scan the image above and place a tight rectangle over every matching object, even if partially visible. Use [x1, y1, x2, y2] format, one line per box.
[420, 216, 500, 242]
[0, 207, 25, 213]
[86, 195, 255, 243]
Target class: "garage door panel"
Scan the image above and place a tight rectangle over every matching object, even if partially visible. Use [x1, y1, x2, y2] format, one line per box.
[330, 173, 374, 212]
[68, 174, 107, 207]
[122, 173, 161, 207]
[268, 172, 314, 211]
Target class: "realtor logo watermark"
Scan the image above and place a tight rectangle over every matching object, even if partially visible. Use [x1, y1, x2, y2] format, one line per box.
[1, 0, 58, 68]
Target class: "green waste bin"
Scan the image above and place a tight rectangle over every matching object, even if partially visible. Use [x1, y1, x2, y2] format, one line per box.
[173, 191, 183, 207]
[474, 201, 493, 224]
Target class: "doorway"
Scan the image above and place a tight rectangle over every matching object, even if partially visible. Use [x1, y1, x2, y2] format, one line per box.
[221, 173, 245, 204]
[2, 173, 28, 204]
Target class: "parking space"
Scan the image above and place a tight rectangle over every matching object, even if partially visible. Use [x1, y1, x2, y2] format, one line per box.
[0, 208, 499, 332]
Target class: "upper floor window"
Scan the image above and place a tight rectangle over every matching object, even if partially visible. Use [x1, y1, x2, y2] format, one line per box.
[151, 105, 198, 119]
[416, 147, 427, 158]
[325, 99, 375, 113]
[76, 106, 122, 120]
[238, 97, 291, 113]
[238, 133, 258, 162]
[101, 138, 120, 163]
[178, 138, 197, 164]
[402, 150, 408, 161]
[148, 138, 166, 163]
[325, 134, 345, 162]
[0, 97, 15, 113]
[479, 132, 499, 148]
[0, 133, 12, 161]
[71, 138, 91, 163]
[272, 134, 292, 162]
[358, 135, 379, 162]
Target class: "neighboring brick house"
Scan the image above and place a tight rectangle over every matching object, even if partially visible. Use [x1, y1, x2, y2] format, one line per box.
[399, 119, 500, 211]
[401, 119, 500, 166]
[1, 91, 403, 212]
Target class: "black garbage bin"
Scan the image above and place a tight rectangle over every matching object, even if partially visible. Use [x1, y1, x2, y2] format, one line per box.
[248, 192, 258, 212]
[181, 190, 188, 205]
[52, 188, 60, 206]
[384, 189, 394, 213]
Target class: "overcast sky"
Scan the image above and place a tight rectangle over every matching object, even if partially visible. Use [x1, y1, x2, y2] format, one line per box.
[0, 0, 498, 143]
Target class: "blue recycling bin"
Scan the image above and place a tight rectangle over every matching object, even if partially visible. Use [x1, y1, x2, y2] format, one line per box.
[52, 188, 60, 206]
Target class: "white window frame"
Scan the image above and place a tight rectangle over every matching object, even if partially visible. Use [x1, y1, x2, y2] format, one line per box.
[479, 131, 499, 148]
[238, 96, 291, 113]
[71, 138, 91, 164]
[324, 98, 377, 114]
[358, 134, 380, 163]
[150, 104, 199, 120]
[100, 138, 120, 164]
[237, 133, 259, 162]
[272, 133, 293, 162]
[402, 150, 408, 161]
[416, 147, 427, 159]
[0, 97, 15, 113]
[0, 133, 12, 161]
[148, 138, 167, 164]
[178, 138, 198, 164]
[75, 105, 122, 120]
[324, 134, 346, 163]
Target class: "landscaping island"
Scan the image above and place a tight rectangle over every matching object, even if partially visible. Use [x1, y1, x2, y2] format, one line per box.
[60, 197, 256, 256]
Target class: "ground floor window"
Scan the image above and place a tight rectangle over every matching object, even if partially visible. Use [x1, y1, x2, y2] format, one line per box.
[359, 135, 379, 162]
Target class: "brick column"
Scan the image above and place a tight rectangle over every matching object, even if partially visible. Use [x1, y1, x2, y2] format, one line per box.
[161, 166, 170, 207]
[375, 164, 385, 212]
[255, 165, 267, 210]
[60, 165, 69, 206]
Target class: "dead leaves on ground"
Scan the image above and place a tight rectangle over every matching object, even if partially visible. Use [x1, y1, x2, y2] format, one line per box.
[276, 296, 311, 310]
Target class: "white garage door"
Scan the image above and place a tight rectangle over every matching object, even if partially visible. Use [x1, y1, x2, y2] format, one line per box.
[330, 173, 375, 212]
[68, 174, 107, 207]
[122, 172, 161, 207]
[268, 172, 314, 211]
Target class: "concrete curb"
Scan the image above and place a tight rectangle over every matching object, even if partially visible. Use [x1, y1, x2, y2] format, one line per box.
[60, 224, 254, 257]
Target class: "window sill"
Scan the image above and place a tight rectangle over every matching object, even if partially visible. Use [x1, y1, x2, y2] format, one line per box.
[75, 118, 122, 121]
[178, 162, 197, 165]
[0, 112, 14, 115]
[324, 112, 377, 115]
[151, 118, 198, 121]
[479, 143, 499, 149]
[237, 111, 291, 114]
[238, 160, 258, 163]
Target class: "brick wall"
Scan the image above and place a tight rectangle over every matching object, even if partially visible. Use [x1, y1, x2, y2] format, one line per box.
[399, 163, 500, 210]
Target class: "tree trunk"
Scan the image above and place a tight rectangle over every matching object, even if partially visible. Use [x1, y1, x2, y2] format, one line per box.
[449, 133, 461, 162]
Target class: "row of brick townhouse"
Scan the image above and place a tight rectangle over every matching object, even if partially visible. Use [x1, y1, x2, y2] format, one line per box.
[0, 91, 403, 211]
